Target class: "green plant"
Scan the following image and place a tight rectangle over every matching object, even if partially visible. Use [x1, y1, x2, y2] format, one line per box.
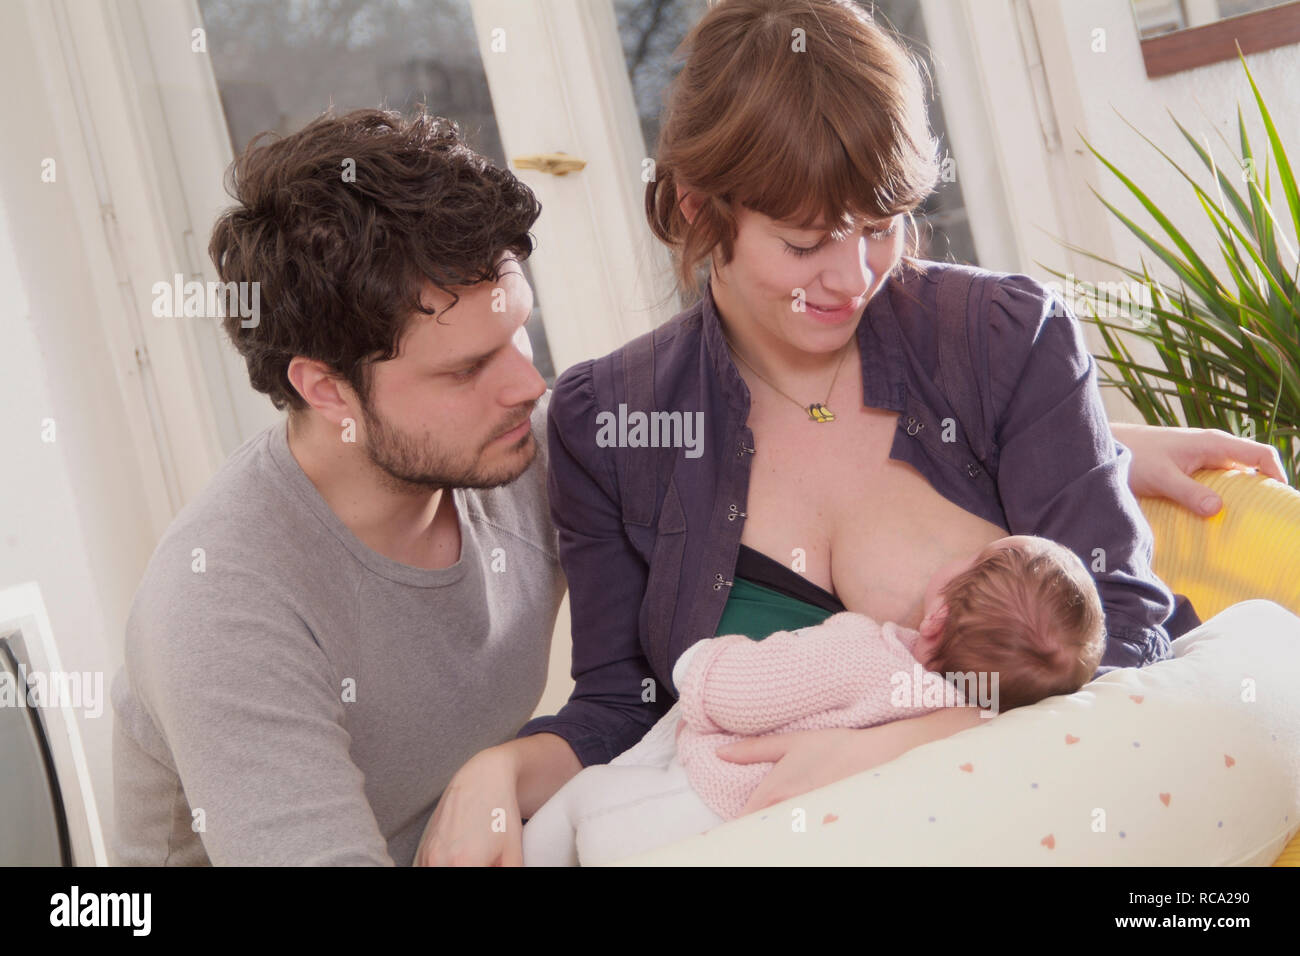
[1043, 50, 1299, 486]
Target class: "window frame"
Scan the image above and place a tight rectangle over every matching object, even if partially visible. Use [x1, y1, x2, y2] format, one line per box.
[1136, 2, 1300, 78]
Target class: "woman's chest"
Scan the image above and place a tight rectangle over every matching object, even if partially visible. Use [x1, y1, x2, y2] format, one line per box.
[738, 405, 1006, 628]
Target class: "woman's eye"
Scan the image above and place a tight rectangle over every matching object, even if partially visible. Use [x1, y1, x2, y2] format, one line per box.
[783, 241, 822, 258]
[785, 221, 895, 256]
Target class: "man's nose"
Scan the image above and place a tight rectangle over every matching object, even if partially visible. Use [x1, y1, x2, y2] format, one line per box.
[501, 340, 547, 406]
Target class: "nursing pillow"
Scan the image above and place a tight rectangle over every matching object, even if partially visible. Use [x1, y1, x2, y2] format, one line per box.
[611, 598, 1300, 865]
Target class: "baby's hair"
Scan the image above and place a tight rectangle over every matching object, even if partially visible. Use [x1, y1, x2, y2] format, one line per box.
[929, 540, 1105, 711]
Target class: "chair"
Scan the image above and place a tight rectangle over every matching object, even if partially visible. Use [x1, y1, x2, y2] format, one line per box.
[1137, 469, 1300, 866]
[0, 583, 107, 866]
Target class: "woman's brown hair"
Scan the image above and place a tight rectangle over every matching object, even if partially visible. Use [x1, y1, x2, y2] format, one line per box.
[645, 0, 940, 297]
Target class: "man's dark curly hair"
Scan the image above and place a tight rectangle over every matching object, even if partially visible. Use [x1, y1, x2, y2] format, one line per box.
[209, 107, 542, 411]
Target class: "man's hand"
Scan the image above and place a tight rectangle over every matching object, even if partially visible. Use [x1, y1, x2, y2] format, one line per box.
[414, 747, 522, 866]
[1111, 421, 1288, 515]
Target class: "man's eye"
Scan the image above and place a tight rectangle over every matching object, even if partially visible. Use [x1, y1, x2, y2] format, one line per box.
[453, 361, 484, 380]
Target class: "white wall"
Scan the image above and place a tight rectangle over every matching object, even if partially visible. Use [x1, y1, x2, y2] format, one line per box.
[1033, 0, 1298, 423]
[926, 0, 1298, 424]
[0, 1, 164, 841]
[1050, 0, 1298, 262]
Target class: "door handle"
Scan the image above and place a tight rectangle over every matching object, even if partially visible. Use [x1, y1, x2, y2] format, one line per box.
[512, 151, 587, 176]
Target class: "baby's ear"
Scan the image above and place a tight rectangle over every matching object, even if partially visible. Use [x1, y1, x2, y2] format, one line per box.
[919, 602, 949, 639]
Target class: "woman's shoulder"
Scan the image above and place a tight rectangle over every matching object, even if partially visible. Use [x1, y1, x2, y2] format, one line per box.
[896, 260, 1091, 435]
[906, 259, 1064, 321]
[904, 259, 1081, 368]
[550, 299, 709, 419]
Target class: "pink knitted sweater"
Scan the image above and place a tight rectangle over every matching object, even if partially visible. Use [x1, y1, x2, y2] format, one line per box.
[674, 611, 967, 820]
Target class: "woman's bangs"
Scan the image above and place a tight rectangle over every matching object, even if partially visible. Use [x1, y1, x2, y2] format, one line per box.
[736, 107, 893, 237]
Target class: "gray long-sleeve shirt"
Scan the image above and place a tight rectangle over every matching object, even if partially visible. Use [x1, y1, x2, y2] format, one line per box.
[110, 399, 564, 865]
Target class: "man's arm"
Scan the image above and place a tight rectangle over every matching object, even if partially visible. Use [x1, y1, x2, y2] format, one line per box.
[413, 732, 579, 865]
[417, 361, 669, 863]
[128, 562, 394, 865]
[502, 732, 583, 820]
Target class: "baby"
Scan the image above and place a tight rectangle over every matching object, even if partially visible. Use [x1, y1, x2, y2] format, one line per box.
[521, 533, 1106, 866]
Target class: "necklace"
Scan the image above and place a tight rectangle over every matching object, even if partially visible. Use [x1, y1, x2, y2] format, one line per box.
[723, 334, 852, 423]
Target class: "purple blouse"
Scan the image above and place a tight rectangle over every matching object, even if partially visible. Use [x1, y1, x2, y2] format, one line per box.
[517, 261, 1196, 768]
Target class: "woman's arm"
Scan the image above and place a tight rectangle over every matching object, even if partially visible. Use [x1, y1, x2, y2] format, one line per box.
[718, 707, 985, 817]
[986, 277, 1176, 670]
[512, 365, 673, 762]
[1110, 421, 1289, 514]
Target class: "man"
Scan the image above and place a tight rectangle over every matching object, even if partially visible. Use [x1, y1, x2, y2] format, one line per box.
[110, 108, 573, 865]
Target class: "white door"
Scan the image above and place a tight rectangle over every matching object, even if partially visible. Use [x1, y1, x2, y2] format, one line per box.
[180, 0, 703, 455]
[50, 0, 1009, 505]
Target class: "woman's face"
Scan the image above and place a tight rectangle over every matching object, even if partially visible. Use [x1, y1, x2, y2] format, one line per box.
[710, 203, 905, 355]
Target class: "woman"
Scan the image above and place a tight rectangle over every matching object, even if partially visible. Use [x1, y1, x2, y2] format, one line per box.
[418, 0, 1286, 866]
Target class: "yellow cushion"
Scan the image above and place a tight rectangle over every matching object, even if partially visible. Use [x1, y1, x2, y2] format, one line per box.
[1139, 469, 1300, 620]
[1137, 469, 1300, 866]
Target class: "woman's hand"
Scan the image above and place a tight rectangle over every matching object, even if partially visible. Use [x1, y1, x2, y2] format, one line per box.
[414, 746, 522, 866]
[716, 728, 864, 818]
[717, 708, 987, 817]
[1111, 421, 1288, 515]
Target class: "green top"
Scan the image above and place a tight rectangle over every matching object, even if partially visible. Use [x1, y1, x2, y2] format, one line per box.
[715, 576, 835, 641]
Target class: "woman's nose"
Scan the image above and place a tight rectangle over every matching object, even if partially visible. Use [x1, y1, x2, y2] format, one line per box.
[820, 234, 873, 300]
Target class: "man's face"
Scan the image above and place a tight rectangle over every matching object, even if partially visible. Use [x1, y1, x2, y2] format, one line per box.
[356, 254, 547, 490]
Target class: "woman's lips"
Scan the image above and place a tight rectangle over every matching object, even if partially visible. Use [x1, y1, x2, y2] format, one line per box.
[805, 298, 860, 323]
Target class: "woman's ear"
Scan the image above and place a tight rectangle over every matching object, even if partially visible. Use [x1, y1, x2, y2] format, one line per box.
[675, 183, 703, 225]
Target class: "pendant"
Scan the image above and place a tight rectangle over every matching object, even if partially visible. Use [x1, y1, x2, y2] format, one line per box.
[806, 403, 835, 423]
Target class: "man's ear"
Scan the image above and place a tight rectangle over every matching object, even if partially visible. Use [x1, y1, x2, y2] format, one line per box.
[675, 183, 704, 225]
[286, 356, 357, 426]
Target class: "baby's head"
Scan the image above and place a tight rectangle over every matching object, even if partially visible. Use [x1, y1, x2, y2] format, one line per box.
[914, 535, 1105, 712]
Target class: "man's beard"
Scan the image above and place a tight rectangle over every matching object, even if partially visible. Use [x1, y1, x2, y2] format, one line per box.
[358, 399, 536, 491]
